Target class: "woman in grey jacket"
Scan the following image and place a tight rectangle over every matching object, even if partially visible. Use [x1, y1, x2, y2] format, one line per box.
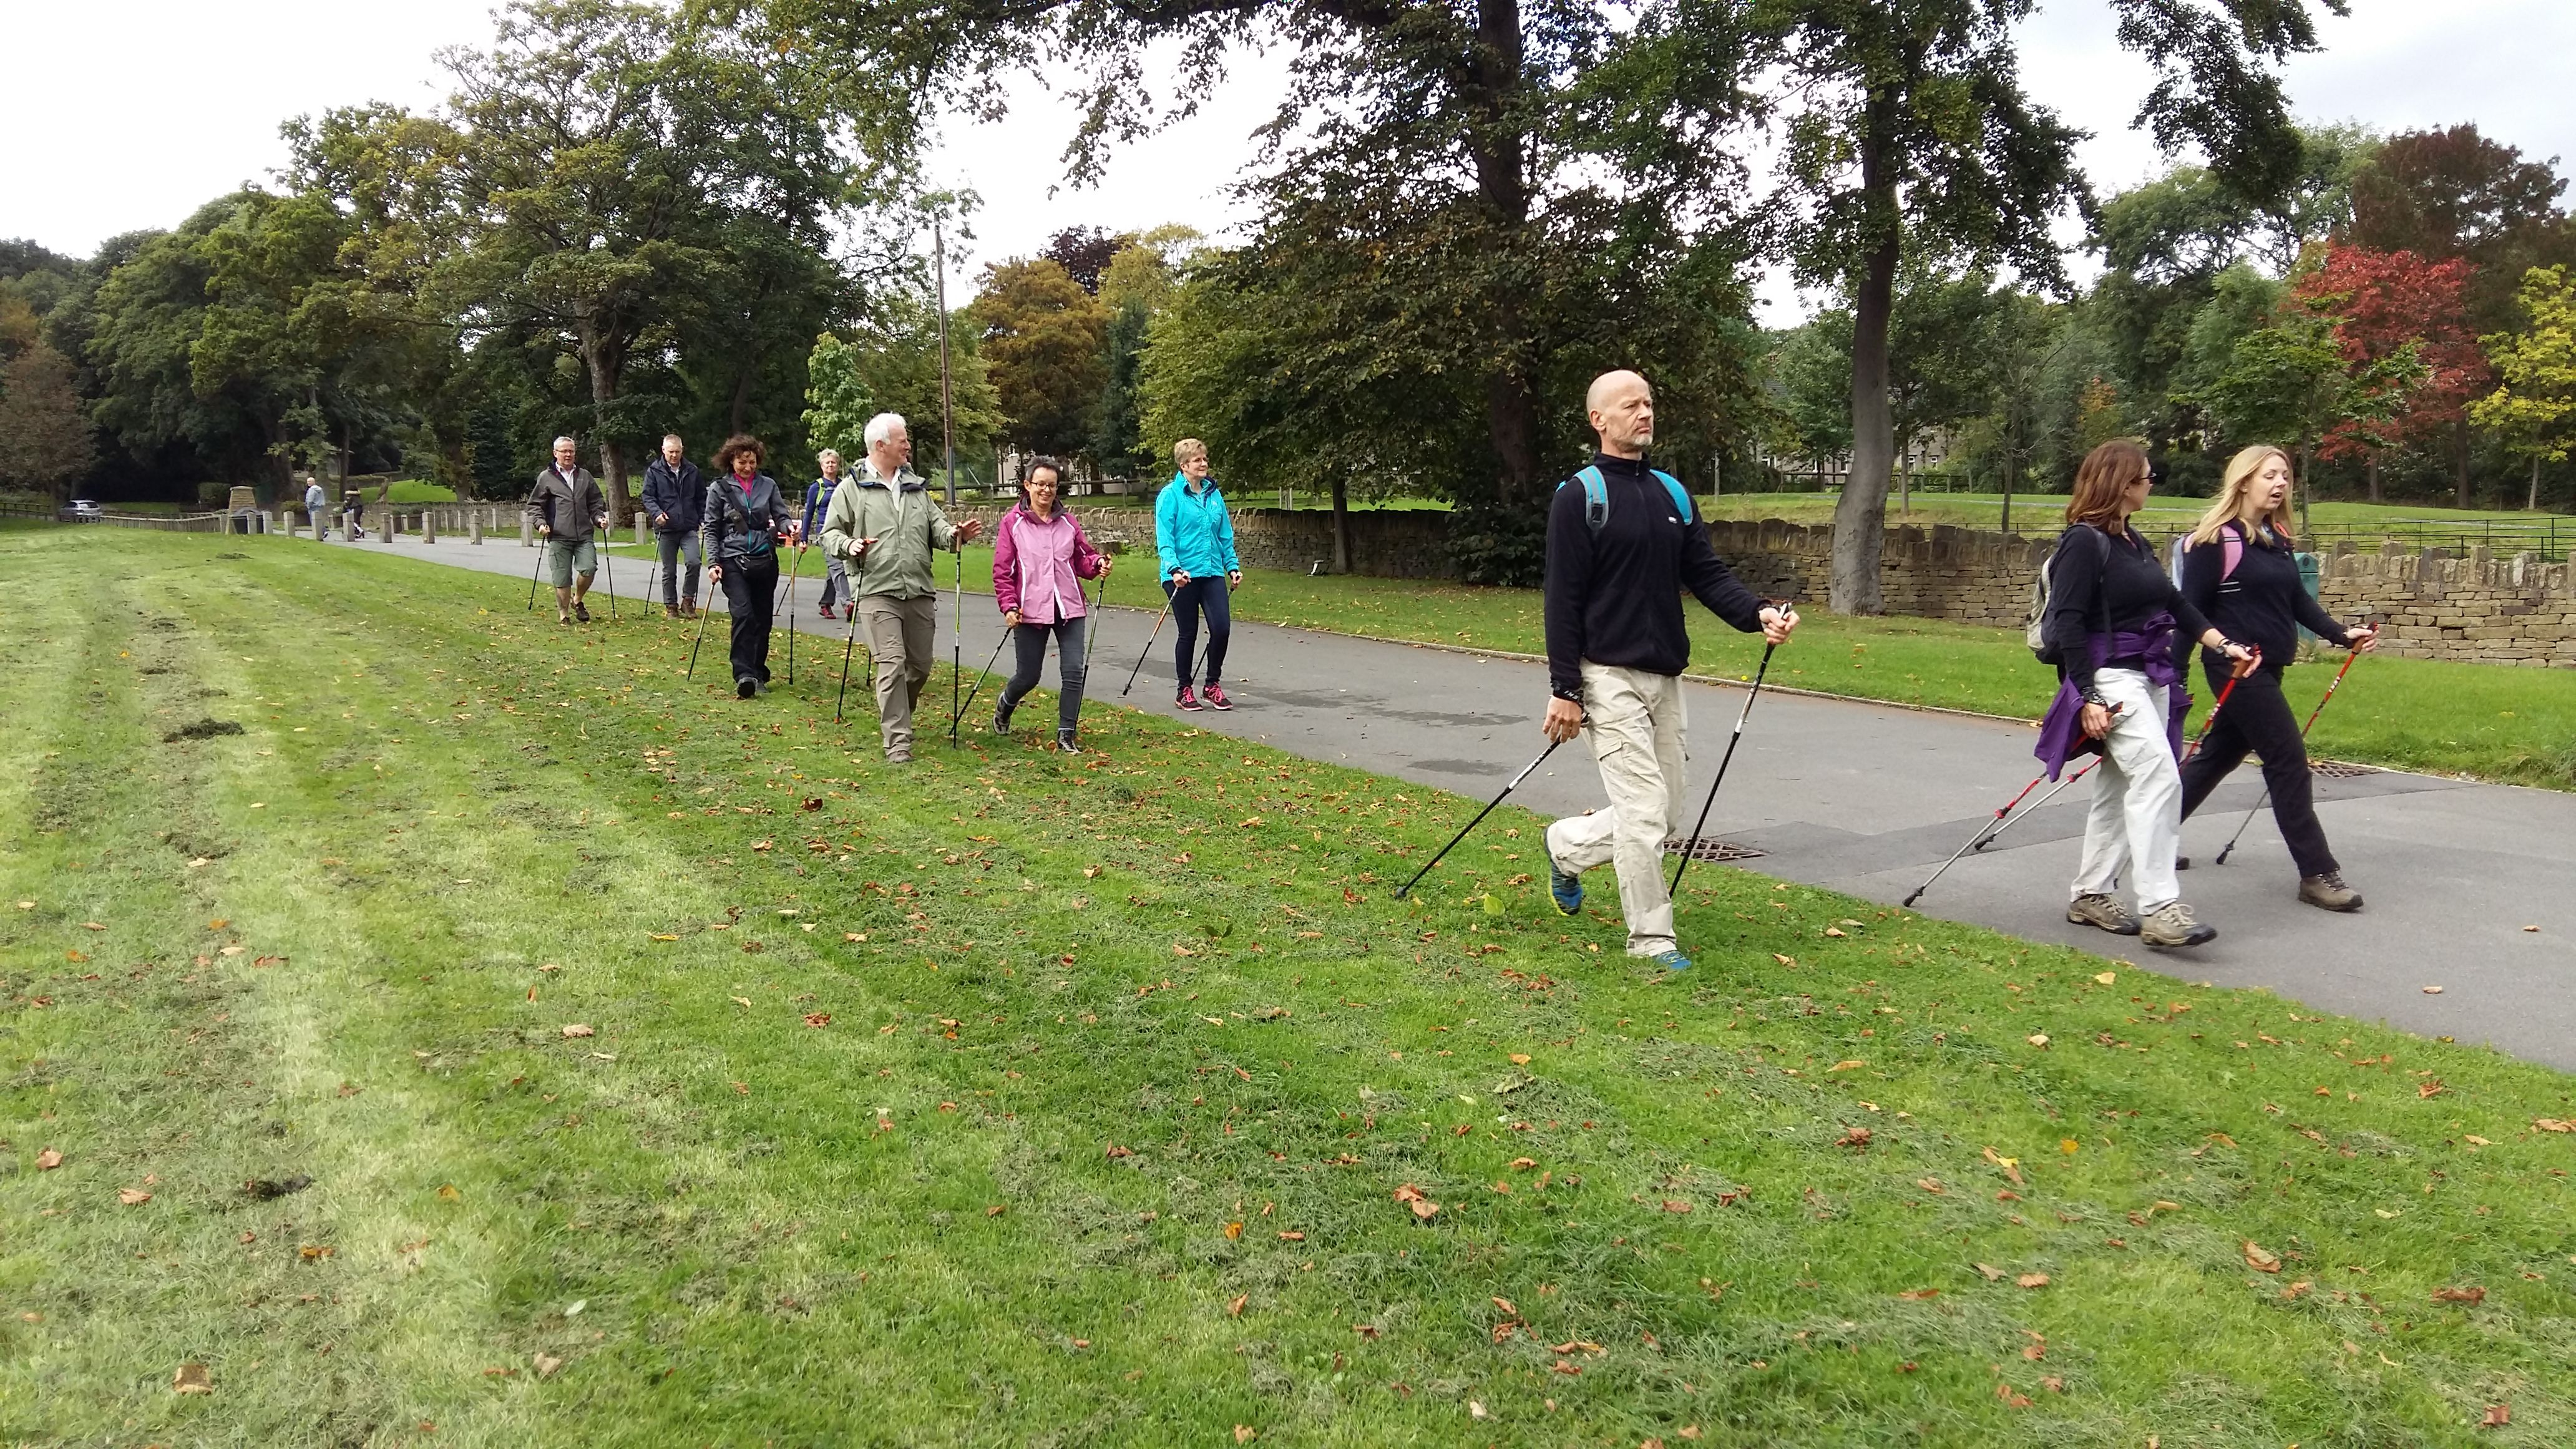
[700, 434, 793, 699]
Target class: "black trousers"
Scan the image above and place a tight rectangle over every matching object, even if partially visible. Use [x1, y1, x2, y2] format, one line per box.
[1168, 575, 1230, 687]
[2177, 662, 2338, 877]
[999, 616, 1088, 733]
[720, 552, 779, 687]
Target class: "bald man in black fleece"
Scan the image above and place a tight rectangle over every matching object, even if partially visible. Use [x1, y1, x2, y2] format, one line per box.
[1539, 369, 1797, 971]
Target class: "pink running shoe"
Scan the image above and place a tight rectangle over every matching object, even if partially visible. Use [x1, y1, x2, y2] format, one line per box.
[1176, 685, 1204, 712]
[1203, 683, 1233, 711]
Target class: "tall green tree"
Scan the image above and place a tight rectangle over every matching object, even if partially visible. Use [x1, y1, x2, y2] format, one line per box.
[420, 0, 850, 517]
[768, 0, 1764, 583]
[0, 340, 95, 502]
[1759, 0, 2348, 613]
[2471, 266, 2576, 511]
[968, 258, 1109, 459]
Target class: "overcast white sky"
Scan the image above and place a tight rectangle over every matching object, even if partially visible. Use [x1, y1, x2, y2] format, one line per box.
[5, 0, 2571, 324]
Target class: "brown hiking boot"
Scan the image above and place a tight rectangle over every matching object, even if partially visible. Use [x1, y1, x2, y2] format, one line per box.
[2140, 901, 2217, 949]
[664, 603, 680, 620]
[2299, 872, 2364, 912]
[2066, 892, 2140, 936]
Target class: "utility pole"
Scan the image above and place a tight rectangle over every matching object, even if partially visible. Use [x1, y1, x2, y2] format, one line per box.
[934, 218, 958, 507]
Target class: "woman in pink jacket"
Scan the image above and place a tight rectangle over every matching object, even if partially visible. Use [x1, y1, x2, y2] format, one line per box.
[991, 457, 1113, 751]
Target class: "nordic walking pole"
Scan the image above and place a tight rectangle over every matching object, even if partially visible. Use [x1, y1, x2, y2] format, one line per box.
[1669, 603, 1796, 897]
[685, 569, 716, 681]
[833, 587, 867, 724]
[2182, 648, 2261, 766]
[524, 545, 545, 612]
[2213, 642, 2364, 866]
[951, 626, 1011, 733]
[1395, 736, 1569, 900]
[598, 525, 618, 623]
[779, 536, 806, 686]
[1901, 710, 2126, 909]
[1121, 579, 1178, 696]
[948, 542, 964, 746]
[1669, 642, 1777, 897]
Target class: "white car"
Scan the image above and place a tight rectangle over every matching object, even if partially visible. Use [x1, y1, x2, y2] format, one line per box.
[59, 499, 104, 522]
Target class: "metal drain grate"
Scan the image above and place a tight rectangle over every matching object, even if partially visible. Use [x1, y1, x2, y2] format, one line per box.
[2309, 759, 2379, 779]
[1662, 837, 1766, 862]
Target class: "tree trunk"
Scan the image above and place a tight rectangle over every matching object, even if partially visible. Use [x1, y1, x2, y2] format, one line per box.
[1830, 104, 1901, 616]
[2530, 454, 2543, 512]
[2453, 417, 2471, 508]
[1330, 473, 1352, 573]
[1898, 440, 1914, 520]
[1459, 0, 1543, 508]
[577, 321, 634, 524]
[728, 349, 756, 437]
[2367, 452, 2381, 504]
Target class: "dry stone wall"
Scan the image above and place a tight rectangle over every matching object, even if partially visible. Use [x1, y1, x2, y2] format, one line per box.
[920, 502, 2576, 668]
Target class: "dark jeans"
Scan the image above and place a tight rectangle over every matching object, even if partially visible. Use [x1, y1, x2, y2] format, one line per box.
[655, 529, 701, 607]
[999, 616, 1088, 733]
[1167, 575, 1231, 687]
[719, 551, 779, 686]
[2178, 662, 2339, 877]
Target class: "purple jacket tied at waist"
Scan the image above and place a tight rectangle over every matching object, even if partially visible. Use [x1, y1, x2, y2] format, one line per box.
[2034, 613, 2190, 779]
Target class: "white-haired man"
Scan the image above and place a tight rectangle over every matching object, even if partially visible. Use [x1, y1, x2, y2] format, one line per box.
[1539, 369, 1797, 971]
[526, 436, 609, 624]
[640, 433, 704, 617]
[802, 449, 852, 620]
[817, 413, 983, 762]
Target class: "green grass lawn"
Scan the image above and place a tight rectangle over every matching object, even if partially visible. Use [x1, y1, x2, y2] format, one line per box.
[8, 530, 2576, 1445]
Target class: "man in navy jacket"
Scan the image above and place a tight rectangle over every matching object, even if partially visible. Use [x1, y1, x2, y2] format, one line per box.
[640, 434, 705, 617]
[1539, 370, 1797, 971]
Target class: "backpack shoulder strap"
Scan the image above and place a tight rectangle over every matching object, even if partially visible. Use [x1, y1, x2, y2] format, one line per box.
[1649, 468, 1693, 522]
[1557, 466, 1610, 532]
[2221, 522, 2247, 581]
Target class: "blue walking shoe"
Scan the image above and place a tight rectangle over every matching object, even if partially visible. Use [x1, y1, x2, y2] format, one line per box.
[1647, 949, 1694, 972]
[1548, 864, 1583, 916]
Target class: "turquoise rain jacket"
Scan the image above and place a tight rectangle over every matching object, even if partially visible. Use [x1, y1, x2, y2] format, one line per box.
[1154, 472, 1241, 580]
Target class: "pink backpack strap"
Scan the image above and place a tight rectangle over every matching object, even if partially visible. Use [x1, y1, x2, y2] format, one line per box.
[2221, 522, 2245, 582]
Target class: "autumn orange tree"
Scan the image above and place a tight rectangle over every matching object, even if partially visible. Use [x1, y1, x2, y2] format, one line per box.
[2293, 243, 2486, 502]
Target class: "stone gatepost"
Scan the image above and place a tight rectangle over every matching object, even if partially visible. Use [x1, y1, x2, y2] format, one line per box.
[521, 514, 535, 547]
[471, 510, 485, 545]
[634, 515, 647, 547]
[424, 510, 438, 544]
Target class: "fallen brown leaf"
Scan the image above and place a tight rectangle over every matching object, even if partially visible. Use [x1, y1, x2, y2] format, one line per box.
[36, 1148, 62, 1171]
[2432, 1286, 2486, 1304]
[1227, 1294, 1247, 1317]
[2482, 1404, 2510, 1427]
[560, 1023, 594, 1039]
[2243, 1241, 2282, 1273]
[119, 1188, 152, 1206]
[172, 1362, 212, 1395]
[2017, 1273, 2050, 1289]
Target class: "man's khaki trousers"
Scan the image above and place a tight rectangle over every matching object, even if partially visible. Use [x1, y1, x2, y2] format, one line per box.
[1544, 663, 1688, 956]
[859, 593, 939, 758]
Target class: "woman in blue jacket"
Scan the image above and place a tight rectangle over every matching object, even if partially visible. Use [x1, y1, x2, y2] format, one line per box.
[1154, 437, 1243, 711]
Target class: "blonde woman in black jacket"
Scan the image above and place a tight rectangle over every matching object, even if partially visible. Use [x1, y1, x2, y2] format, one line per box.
[2175, 445, 2379, 910]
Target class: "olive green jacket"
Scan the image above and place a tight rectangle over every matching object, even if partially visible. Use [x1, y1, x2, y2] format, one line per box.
[817, 465, 962, 600]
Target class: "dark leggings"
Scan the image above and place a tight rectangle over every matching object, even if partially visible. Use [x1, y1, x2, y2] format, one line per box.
[1168, 575, 1231, 687]
[720, 551, 779, 686]
[1000, 616, 1088, 733]
[2177, 662, 2339, 877]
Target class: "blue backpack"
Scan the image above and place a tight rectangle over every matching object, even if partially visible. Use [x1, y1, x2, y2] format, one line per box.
[1561, 464, 1694, 532]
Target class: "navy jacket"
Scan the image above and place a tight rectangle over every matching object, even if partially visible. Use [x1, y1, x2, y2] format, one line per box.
[641, 457, 705, 535]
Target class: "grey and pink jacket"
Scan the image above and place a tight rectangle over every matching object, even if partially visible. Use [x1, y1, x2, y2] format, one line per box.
[993, 504, 1105, 625]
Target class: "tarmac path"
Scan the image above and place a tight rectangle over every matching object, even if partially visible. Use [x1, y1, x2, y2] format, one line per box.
[361, 527, 2576, 1070]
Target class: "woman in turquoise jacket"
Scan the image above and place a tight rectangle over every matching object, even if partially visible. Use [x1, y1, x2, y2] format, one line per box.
[1154, 437, 1243, 711]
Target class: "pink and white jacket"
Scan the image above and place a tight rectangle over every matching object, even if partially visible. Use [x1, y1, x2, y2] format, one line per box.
[993, 504, 1106, 625]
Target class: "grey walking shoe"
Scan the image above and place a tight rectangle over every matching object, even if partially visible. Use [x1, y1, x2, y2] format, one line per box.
[2140, 901, 2217, 949]
[993, 697, 1015, 735]
[2066, 892, 2140, 936]
[1056, 729, 1080, 755]
[2298, 872, 2364, 912]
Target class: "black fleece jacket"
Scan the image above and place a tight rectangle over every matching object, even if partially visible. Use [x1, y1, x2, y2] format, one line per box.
[2177, 522, 2351, 672]
[1543, 452, 1765, 700]
[2042, 522, 2213, 696]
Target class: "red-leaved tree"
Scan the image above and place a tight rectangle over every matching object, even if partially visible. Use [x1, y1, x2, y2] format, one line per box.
[2293, 243, 2489, 501]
